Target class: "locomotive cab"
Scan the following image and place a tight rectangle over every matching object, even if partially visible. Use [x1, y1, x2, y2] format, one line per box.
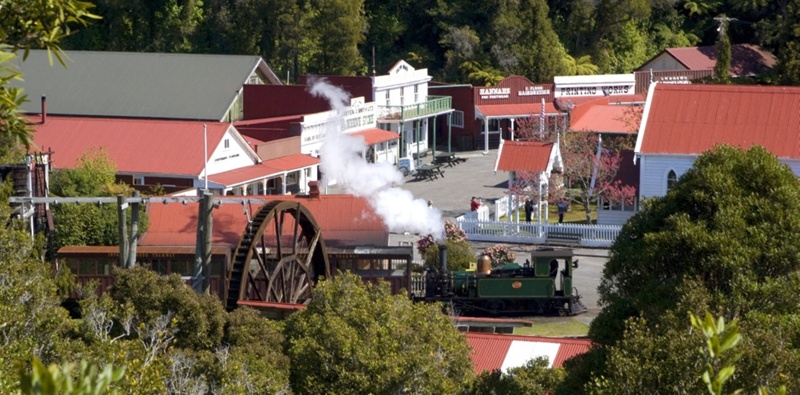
[531, 247, 576, 297]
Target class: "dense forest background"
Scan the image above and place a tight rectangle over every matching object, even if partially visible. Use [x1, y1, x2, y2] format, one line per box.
[62, 0, 800, 85]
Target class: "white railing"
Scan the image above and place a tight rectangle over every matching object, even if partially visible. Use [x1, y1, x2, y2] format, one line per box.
[454, 218, 622, 248]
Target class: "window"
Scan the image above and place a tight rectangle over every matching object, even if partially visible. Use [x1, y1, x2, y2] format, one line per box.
[384, 90, 390, 105]
[286, 171, 299, 185]
[451, 110, 465, 128]
[414, 85, 419, 103]
[133, 176, 144, 186]
[489, 119, 500, 131]
[224, 138, 230, 149]
[667, 170, 678, 191]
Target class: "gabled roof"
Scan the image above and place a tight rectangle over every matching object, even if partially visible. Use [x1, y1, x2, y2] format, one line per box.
[31, 116, 234, 175]
[13, 50, 280, 120]
[495, 140, 555, 172]
[642, 44, 776, 76]
[466, 332, 592, 372]
[139, 195, 389, 248]
[636, 84, 800, 158]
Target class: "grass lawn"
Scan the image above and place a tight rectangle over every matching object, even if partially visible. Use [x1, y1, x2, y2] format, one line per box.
[501, 202, 598, 224]
[514, 318, 590, 337]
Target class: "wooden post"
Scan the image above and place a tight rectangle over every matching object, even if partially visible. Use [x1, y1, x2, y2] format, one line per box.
[117, 195, 128, 267]
[193, 192, 213, 294]
[127, 190, 140, 267]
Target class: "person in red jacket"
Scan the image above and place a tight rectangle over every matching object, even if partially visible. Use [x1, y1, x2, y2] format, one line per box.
[470, 196, 480, 211]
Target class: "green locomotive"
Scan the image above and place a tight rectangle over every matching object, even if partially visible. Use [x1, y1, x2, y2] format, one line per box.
[418, 246, 587, 316]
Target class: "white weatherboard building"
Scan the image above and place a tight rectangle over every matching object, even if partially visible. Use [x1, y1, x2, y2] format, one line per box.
[373, 60, 453, 160]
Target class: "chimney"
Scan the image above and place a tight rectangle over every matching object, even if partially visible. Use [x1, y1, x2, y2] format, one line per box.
[438, 244, 448, 273]
[41, 95, 46, 124]
[308, 180, 320, 198]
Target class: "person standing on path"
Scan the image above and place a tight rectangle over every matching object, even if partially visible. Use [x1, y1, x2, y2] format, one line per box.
[524, 198, 534, 223]
[557, 199, 569, 223]
[470, 196, 480, 211]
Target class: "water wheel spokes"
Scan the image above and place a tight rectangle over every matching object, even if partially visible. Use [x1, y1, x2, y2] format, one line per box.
[226, 200, 329, 310]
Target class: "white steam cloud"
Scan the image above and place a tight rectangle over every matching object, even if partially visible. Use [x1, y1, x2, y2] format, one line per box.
[309, 78, 444, 240]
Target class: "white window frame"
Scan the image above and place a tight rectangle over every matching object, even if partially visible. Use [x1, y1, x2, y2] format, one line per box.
[224, 138, 230, 149]
[133, 176, 145, 186]
[451, 110, 465, 128]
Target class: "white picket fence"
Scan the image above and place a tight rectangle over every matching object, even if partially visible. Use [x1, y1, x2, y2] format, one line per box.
[455, 217, 622, 248]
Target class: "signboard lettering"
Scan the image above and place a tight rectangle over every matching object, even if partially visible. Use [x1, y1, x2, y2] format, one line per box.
[518, 86, 551, 96]
[479, 87, 510, 100]
[557, 85, 631, 97]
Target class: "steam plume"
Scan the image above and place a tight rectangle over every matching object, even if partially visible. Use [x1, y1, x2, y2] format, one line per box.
[309, 78, 444, 240]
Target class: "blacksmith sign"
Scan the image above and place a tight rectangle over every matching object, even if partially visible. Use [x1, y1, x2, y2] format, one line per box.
[553, 74, 636, 98]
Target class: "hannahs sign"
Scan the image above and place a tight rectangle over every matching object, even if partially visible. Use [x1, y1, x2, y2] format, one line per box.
[479, 87, 511, 99]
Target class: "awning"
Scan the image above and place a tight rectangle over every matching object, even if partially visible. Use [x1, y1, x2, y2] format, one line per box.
[476, 103, 560, 119]
[349, 128, 399, 145]
[208, 154, 319, 186]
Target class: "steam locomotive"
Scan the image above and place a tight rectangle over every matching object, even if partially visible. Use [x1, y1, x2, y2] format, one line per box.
[415, 246, 588, 316]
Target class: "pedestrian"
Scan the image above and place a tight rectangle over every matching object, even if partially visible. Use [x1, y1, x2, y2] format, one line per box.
[524, 198, 534, 223]
[470, 196, 480, 211]
[557, 199, 569, 223]
[427, 200, 433, 208]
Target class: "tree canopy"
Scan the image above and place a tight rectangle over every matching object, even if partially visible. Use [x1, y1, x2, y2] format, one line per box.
[284, 272, 474, 394]
[56, 0, 797, 85]
[573, 145, 800, 393]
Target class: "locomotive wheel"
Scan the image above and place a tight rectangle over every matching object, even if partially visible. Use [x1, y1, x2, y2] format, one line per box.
[225, 200, 330, 310]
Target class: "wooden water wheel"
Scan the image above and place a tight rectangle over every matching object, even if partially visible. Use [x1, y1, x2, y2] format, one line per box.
[225, 200, 329, 310]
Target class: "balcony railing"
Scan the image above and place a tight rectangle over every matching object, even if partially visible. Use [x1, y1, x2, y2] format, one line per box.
[378, 96, 452, 121]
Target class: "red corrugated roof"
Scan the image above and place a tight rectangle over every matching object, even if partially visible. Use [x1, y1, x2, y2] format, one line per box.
[495, 140, 553, 172]
[262, 154, 320, 170]
[569, 105, 638, 134]
[663, 44, 776, 76]
[639, 84, 800, 157]
[476, 103, 559, 118]
[466, 332, 592, 373]
[207, 163, 284, 186]
[139, 194, 389, 248]
[32, 116, 229, 174]
[350, 128, 398, 145]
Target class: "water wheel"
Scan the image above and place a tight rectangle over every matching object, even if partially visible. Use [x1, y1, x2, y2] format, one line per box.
[225, 200, 330, 310]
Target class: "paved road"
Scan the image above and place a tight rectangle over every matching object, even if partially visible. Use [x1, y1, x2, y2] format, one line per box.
[395, 150, 511, 220]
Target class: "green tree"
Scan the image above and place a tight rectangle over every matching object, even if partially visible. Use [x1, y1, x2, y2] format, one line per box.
[18, 358, 125, 395]
[0, 180, 77, 393]
[467, 357, 566, 394]
[304, 0, 367, 75]
[49, 148, 148, 253]
[0, 0, 98, 150]
[575, 145, 800, 393]
[714, 16, 732, 82]
[500, 0, 567, 82]
[284, 272, 474, 394]
[417, 220, 476, 271]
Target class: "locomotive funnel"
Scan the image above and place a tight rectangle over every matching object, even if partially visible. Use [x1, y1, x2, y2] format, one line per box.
[438, 244, 448, 273]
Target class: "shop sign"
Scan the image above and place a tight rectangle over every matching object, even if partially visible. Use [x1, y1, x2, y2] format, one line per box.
[479, 87, 510, 100]
[558, 85, 632, 97]
[518, 86, 551, 96]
